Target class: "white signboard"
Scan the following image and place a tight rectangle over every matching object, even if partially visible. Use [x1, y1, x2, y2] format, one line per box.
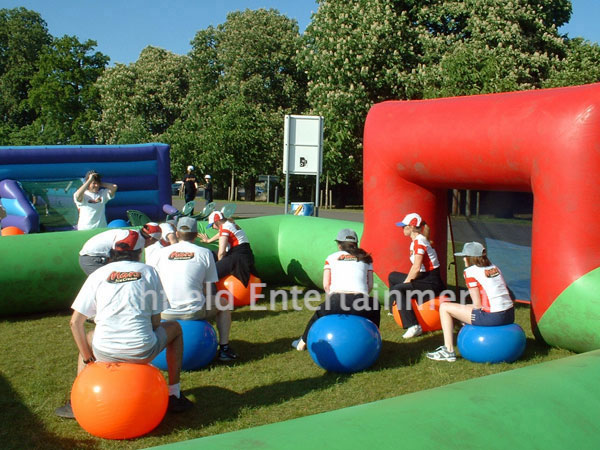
[283, 115, 323, 175]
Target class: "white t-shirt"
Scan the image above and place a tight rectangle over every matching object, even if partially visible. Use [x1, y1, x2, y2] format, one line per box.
[71, 260, 168, 358]
[324, 250, 373, 295]
[79, 229, 123, 256]
[464, 264, 513, 313]
[144, 223, 176, 266]
[74, 189, 114, 230]
[410, 234, 440, 272]
[153, 241, 219, 315]
[219, 221, 249, 249]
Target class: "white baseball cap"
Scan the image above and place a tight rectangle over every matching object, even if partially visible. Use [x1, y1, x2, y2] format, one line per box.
[207, 211, 224, 228]
[204, 174, 211, 179]
[396, 213, 423, 228]
[187, 165, 194, 171]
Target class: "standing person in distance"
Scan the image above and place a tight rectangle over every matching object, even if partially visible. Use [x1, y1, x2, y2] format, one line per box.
[426, 242, 515, 362]
[73, 170, 118, 230]
[182, 165, 198, 213]
[203, 175, 213, 206]
[388, 213, 446, 339]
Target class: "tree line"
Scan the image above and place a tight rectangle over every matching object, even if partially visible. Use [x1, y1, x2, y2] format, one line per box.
[1, 1, 599, 203]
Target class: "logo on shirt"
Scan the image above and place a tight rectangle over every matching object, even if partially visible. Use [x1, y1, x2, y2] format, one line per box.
[168, 251, 194, 260]
[337, 254, 358, 262]
[87, 198, 102, 204]
[485, 267, 500, 278]
[107, 271, 142, 283]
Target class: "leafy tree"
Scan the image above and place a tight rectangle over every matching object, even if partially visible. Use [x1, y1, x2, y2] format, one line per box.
[93, 46, 189, 145]
[0, 7, 51, 144]
[543, 37, 600, 87]
[172, 9, 307, 197]
[299, 0, 421, 195]
[14, 35, 108, 144]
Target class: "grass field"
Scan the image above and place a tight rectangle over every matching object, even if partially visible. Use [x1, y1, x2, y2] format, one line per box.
[0, 283, 573, 450]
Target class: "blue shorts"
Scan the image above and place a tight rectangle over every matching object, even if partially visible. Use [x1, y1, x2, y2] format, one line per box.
[471, 307, 514, 326]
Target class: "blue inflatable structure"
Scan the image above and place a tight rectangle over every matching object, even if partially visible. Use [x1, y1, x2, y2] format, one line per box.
[0, 143, 171, 232]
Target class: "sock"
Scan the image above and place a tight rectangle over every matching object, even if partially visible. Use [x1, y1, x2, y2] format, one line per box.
[168, 383, 180, 398]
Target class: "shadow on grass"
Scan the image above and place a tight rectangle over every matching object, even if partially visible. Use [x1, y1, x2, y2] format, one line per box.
[152, 372, 350, 436]
[0, 374, 96, 450]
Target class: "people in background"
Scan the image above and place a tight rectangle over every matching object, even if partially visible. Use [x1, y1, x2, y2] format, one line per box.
[73, 171, 118, 230]
[182, 165, 198, 213]
[203, 174, 213, 205]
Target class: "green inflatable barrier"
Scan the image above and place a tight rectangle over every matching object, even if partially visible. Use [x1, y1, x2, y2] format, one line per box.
[150, 350, 600, 449]
[0, 216, 385, 316]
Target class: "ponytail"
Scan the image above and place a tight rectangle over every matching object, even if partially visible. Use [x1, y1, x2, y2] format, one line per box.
[338, 241, 373, 264]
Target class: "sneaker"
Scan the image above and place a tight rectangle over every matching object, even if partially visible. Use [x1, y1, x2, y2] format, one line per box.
[291, 338, 306, 351]
[402, 324, 423, 339]
[218, 345, 238, 361]
[426, 346, 457, 362]
[168, 394, 194, 413]
[55, 400, 75, 419]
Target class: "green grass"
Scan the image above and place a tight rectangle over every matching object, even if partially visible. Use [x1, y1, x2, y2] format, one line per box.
[0, 285, 573, 450]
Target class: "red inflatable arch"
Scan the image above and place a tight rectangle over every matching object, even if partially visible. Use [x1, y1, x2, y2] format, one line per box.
[363, 83, 600, 352]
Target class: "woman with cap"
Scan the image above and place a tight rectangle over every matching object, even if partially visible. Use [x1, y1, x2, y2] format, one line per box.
[291, 228, 380, 351]
[389, 212, 446, 339]
[201, 211, 258, 287]
[426, 241, 514, 362]
[73, 170, 118, 230]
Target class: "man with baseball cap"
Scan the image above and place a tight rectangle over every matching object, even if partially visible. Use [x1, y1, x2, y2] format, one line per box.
[152, 217, 237, 361]
[55, 229, 192, 418]
[144, 221, 178, 266]
[77, 222, 161, 275]
[181, 165, 198, 211]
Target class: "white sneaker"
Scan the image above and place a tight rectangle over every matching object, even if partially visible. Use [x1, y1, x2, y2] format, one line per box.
[426, 345, 457, 362]
[291, 338, 306, 351]
[402, 324, 423, 339]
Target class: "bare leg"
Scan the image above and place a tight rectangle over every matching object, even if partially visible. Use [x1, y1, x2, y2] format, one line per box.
[215, 295, 232, 345]
[160, 321, 183, 385]
[439, 302, 474, 352]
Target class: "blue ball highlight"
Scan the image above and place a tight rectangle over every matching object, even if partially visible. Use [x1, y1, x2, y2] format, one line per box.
[307, 315, 381, 373]
[107, 219, 130, 228]
[152, 320, 218, 371]
[457, 323, 526, 363]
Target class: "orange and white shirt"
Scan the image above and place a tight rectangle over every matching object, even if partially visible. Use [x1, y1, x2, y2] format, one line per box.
[463, 264, 513, 313]
[324, 250, 373, 295]
[410, 234, 440, 272]
[219, 221, 249, 249]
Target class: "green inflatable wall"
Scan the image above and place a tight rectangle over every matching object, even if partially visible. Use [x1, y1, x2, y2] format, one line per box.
[0, 215, 387, 316]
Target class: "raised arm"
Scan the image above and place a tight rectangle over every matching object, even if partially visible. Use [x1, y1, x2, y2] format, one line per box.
[74, 174, 94, 203]
[103, 181, 118, 197]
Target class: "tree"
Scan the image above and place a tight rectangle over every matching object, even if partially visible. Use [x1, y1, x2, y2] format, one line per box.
[172, 9, 307, 196]
[16, 35, 108, 144]
[299, 0, 421, 197]
[416, 0, 572, 97]
[93, 46, 189, 145]
[0, 7, 51, 144]
[543, 38, 600, 88]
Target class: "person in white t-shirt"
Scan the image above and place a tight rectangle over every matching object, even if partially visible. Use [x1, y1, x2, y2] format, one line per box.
[426, 241, 515, 362]
[152, 217, 237, 362]
[73, 170, 118, 230]
[291, 228, 380, 351]
[388, 212, 446, 339]
[78, 222, 162, 275]
[55, 229, 192, 419]
[200, 211, 259, 290]
[144, 221, 178, 267]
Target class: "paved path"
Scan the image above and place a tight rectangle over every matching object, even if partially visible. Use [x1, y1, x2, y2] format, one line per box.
[171, 197, 363, 223]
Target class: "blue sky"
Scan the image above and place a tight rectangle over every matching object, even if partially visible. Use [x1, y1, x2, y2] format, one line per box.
[1, 0, 598, 65]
